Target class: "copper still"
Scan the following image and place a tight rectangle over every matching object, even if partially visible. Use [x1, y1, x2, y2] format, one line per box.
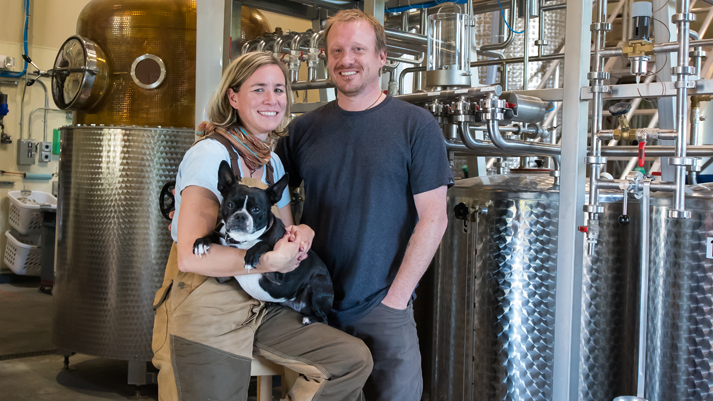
[72, 0, 197, 127]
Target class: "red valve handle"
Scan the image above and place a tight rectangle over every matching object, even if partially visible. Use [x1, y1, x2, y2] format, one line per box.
[638, 141, 646, 168]
[578, 226, 588, 233]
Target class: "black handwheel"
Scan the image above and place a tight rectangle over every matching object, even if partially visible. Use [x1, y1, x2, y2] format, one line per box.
[159, 181, 176, 221]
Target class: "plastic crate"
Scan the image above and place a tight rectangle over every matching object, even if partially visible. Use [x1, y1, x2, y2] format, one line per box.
[3, 230, 42, 276]
[7, 190, 57, 234]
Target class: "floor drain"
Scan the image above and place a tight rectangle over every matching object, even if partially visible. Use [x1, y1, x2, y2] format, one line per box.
[0, 349, 58, 361]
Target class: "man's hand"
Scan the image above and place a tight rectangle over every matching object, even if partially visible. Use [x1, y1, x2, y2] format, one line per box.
[381, 292, 409, 310]
[285, 224, 314, 261]
[258, 232, 304, 273]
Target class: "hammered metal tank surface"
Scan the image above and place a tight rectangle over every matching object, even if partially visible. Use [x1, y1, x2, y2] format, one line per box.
[424, 174, 640, 401]
[579, 199, 639, 401]
[74, 0, 196, 127]
[53, 126, 194, 361]
[646, 185, 713, 401]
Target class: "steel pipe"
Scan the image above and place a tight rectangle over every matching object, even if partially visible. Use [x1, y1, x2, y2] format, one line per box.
[486, 120, 561, 156]
[393, 85, 502, 104]
[290, 80, 335, 90]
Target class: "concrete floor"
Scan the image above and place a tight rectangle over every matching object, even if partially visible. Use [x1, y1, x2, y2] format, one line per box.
[0, 274, 272, 400]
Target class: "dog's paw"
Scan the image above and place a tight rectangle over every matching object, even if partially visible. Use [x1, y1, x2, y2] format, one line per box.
[193, 238, 212, 257]
[302, 317, 312, 325]
[244, 253, 262, 271]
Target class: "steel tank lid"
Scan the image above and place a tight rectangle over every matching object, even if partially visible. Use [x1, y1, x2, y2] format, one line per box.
[450, 173, 624, 203]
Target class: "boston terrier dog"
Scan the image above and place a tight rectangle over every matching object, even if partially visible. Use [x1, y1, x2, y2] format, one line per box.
[193, 160, 333, 325]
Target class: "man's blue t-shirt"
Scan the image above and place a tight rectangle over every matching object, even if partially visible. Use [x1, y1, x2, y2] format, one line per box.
[276, 96, 453, 324]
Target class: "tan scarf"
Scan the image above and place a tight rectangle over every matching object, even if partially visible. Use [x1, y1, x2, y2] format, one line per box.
[196, 122, 273, 174]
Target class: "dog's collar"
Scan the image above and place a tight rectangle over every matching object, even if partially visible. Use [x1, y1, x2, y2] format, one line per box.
[224, 215, 273, 245]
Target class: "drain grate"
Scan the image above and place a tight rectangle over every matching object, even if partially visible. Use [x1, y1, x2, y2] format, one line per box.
[0, 349, 58, 361]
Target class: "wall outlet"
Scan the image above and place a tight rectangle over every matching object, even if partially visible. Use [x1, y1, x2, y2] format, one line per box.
[17, 139, 36, 165]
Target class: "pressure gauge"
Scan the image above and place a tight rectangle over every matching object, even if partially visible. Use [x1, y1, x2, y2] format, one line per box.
[51, 35, 108, 111]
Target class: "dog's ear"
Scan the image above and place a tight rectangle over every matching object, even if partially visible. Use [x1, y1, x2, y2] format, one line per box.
[265, 173, 289, 205]
[217, 160, 237, 193]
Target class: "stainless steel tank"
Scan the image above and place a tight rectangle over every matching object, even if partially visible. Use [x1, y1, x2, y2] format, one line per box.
[645, 184, 713, 401]
[53, 126, 194, 362]
[421, 174, 640, 401]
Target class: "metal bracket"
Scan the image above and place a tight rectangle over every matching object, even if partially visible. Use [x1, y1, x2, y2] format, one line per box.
[669, 156, 695, 166]
[583, 204, 605, 214]
[586, 156, 607, 165]
[590, 22, 613, 32]
[671, 66, 696, 76]
[668, 209, 692, 219]
[672, 12, 696, 23]
[587, 71, 610, 81]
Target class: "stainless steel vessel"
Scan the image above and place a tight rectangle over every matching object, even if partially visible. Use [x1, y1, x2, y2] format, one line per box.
[646, 184, 713, 401]
[54, 126, 194, 364]
[422, 174, 639, 401]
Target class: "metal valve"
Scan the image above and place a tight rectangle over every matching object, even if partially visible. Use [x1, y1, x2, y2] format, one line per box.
[619, 185, 630, 226]
[454, 202, 470, 233]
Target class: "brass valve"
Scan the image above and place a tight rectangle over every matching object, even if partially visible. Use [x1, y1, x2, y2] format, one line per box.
[621, 40, 655, 57]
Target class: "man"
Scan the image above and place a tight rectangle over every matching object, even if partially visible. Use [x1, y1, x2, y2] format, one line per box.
[276, 9, 453, 401]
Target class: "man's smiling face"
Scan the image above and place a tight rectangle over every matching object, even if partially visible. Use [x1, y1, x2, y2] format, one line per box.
[326, 20, 386, 98]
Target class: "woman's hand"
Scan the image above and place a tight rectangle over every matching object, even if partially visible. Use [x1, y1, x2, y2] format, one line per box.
[285, 224, 314, 260]
[258, 232, 304, 273]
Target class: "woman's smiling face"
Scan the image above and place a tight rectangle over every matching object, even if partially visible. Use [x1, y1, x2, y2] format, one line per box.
[228, 64, 287, 138]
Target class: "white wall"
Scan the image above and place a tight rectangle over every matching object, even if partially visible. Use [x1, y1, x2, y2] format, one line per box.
[0, 1, 315, 272]
[0, 0, 92, 271]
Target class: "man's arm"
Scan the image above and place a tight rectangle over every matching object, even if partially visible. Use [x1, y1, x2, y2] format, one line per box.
[381, 185, 449, 310]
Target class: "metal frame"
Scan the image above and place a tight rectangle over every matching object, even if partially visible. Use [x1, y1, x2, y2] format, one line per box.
[552, 0, 591, 399]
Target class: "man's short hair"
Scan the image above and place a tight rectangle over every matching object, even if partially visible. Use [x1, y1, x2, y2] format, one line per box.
[323, 9, 387, 54]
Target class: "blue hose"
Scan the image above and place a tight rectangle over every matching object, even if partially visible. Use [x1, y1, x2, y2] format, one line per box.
[0, 0, 30, 78]
[385, 0, 467, 14]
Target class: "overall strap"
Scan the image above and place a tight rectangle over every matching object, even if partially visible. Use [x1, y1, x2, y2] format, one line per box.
[204, 133, 242, 179]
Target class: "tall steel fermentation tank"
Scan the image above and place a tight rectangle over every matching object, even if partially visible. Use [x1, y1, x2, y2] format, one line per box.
[646, 184, 713, 401]
[52, 0, 196, 374]
[419, 174, 640, 401]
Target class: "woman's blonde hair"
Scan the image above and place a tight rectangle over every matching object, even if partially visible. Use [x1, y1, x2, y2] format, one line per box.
[206, 52, 292, 138]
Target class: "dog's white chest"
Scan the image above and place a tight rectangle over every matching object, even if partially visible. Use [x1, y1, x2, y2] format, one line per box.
[235, 274, 287, 303]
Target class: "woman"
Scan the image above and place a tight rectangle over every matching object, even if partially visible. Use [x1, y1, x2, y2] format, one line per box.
[152, 52, 372, 401]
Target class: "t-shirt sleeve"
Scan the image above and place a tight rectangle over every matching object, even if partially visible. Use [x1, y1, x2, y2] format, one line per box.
[410, 119, 455, 195]
[270, 153, 291, 209]
[176, 139, 229, 201]
[275, 124, 304, 188]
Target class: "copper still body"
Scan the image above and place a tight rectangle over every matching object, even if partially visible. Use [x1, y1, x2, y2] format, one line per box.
[74, 0, 197, 127]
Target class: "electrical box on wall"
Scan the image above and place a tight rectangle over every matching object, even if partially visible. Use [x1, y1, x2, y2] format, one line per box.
[17, 139, 36, 165]
[0, 55, 15, 70]
[40, 141, 52, 162]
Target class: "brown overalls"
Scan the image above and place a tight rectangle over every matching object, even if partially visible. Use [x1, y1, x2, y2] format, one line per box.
[151, 134, 372, 401]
